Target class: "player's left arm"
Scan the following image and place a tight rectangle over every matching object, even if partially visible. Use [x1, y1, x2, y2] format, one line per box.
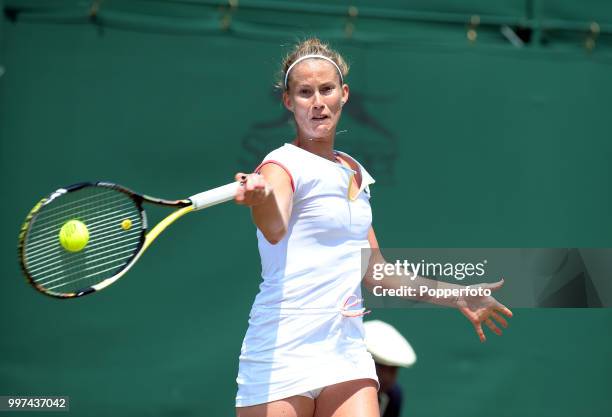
[364, 226, 513, 342]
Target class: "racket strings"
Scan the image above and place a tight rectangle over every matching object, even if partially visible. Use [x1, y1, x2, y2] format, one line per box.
[23, 186, 144, 295]
[29, 234, 141, 291]
[45, 262, 136, 291]
[35, 189, 117, 216]
[29, 196, 136, 242]
[28, 235, 142, 276]
[26, 204, 140, 260]
[25, 233, 139, 272]
[37, 251, 137, 288]
[27, 211, 140, 258]
[32, 198, 133, 231]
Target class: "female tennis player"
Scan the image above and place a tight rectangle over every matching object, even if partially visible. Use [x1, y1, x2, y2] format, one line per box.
[233, 38, 512, 417]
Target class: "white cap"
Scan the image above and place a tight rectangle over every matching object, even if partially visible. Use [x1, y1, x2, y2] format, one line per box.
[363, 320, 417, 368]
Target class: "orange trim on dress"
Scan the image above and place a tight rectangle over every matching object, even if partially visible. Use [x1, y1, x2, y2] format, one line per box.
[255, 160, 296, 193]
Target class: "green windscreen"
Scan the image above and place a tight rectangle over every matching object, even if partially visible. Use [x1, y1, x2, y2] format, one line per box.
[1, 1, 611, 416]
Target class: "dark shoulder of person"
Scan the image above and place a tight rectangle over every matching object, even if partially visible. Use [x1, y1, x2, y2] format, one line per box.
[382, 383, 403, 417]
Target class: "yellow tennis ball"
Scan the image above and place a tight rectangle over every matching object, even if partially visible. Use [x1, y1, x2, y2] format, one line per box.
[58, 220, 89, 252]
[121, 219, 132, 230]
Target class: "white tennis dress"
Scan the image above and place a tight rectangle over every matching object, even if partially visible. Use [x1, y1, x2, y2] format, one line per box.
[235, 143, 379, 407]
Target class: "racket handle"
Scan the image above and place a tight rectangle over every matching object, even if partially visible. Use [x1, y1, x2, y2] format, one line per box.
[189, 182, 240, 211]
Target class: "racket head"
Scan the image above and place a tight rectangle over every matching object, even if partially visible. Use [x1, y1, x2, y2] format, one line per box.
[18, 182, 147, 298]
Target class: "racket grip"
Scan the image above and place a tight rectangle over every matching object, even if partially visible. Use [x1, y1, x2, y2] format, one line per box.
[189, 182, 240, 211]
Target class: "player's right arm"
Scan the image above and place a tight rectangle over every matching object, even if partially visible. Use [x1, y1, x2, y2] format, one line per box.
[234, 164, 293, 244]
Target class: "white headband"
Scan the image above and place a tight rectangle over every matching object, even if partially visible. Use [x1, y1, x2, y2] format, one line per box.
[283, 54, 344, 90]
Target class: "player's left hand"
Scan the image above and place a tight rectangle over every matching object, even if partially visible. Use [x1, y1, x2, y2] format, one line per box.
[456, 279, 513, 342]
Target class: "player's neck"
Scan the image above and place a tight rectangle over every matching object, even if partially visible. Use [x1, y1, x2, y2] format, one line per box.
[293, 135, 336, 162]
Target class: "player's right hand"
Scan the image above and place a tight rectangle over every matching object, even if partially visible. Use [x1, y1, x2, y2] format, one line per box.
[234, 172, 271, 206]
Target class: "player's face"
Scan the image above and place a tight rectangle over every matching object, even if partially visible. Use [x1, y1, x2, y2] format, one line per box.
[283, 59, 349, 142]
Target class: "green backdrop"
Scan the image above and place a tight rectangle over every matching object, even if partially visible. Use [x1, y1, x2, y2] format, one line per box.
[1, 1, 611, 416]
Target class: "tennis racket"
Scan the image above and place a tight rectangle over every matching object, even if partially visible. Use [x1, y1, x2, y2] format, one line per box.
[18, 181, 239, 299]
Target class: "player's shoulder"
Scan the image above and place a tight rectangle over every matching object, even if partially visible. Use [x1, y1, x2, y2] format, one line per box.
[256, 143, 300, 191]
[261, 143, 294, 162]
[258, 143, 305, 173]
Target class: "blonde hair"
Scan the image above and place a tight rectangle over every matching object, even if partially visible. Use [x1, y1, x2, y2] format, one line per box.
[277, 38, 349, 91]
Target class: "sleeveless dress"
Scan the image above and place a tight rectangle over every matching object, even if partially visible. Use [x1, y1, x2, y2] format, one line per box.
[235, 143, 378, 407]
